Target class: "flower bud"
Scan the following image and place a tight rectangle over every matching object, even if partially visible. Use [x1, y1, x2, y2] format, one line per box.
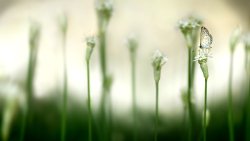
[85, 36, 96, 61]
[152, 50, 167, 82]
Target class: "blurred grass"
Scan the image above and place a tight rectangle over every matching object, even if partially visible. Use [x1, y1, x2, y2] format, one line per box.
[0, 82, 248, 141]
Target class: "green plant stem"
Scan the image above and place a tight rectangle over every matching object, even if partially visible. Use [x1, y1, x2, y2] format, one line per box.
[246, 74, 250, 141]
[61, 39, 68, 141]
[131, 53, 137, 141]
[20, 42, 38, 141]
[203, 78, 208, 141]
[86, 61, 93, 141]
[245, 45, 250, 141]
[187, 47, 194, 141]
[154, 81, 159, 141]
[228, 51, 234, 141]
[98, 25, 108, 141]
[191, 48, 196, 90]
[19, 110, 27, 141]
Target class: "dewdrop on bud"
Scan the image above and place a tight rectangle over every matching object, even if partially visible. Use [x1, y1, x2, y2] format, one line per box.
[151, 50, 168, 82]
[85, 36, 96, 61]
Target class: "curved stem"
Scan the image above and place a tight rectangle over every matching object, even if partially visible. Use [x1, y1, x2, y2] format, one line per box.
[154, 81, 159, 141]
[228, 52, 234, 141]
[203, 78, 208, 141]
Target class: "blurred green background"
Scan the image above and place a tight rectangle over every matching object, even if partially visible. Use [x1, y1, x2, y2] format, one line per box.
[0, 0, 249, 140]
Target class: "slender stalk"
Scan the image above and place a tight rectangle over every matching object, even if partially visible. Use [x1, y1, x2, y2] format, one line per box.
[131, 53, 137, 141]
[19, 112, 26, 141]
[98, 30, 108, 141]
[96, 2, 113, 140]
[228, 52, 234, 141]
[203, 78, 208, 141]
[20, 25, 39, 141]
[19, 51, 34, 141]
[86, 61, 93, 141]
[187, 47, 194, 141]
[61, 37, 68, 141]
[20, 51, 35, 141]
[152, 49, 167, 141]
[246, 74, 250, 141]
[154, 81, 159, 141]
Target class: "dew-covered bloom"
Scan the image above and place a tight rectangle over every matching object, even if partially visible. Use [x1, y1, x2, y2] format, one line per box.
[178, 16, 202, 48]
[152, 50, 168, 82]
[85, 36, 96, 61]
[230, 26, 242, 52]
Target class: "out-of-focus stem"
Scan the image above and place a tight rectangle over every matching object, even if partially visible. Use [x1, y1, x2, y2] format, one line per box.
[246, 74, 250, 141]
[20, 27, 39, 141]
[98, 19, 109, 141]
[203, 78, 208, 141]
[131, 51, 137, 141]
[61, 37, 68, 141]
[228, 51, 234, 141]
[86, 60, 93, 141]
[187, 47, 194, 141]
[154, 81, 159, 141]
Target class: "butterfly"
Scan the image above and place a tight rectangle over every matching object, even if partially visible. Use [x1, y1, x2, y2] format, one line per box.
[200, 26, 213, 49]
